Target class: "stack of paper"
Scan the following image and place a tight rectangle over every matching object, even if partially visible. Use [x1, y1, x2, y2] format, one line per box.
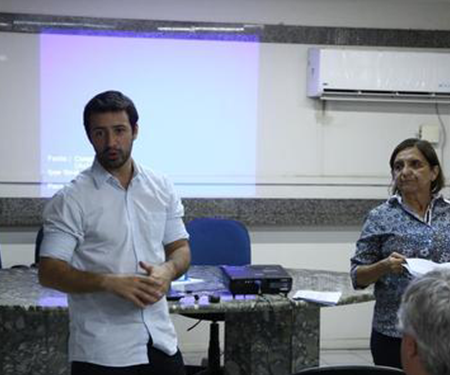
[171, 277, 204, 291]
[403, 258, 450, 278]
[292, 290, 342, 306]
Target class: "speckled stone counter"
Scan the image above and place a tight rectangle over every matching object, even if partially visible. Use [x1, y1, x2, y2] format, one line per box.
[2, 12, 450, 48]
[0, 266, 373, 375]
[0, 197, 382, 228]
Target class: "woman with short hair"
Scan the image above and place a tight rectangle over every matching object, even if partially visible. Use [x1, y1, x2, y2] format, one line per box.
[351, 138, 450, 368]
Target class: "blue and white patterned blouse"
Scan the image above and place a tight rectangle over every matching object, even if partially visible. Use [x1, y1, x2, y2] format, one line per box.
[350, 195, 450, 338]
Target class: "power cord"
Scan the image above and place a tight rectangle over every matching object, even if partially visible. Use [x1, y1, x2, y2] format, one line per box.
[435, 102, 447, 171]
[186, 319, 202, 332]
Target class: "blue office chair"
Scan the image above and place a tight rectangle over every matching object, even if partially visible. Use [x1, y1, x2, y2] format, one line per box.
[185, 217, 251, 375]
[33, 226, 44, 266]
[188, 218, 251, 267]
[294, 365, 405, 375]
[9, 227, 44, 269]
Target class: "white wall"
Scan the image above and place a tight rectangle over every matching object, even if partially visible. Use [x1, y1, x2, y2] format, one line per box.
[256, 43, 450, 185]
[1, 1, 450, 197]
[1, 34, 449, 197]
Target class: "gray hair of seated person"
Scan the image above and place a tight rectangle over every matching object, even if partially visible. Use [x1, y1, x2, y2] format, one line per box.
[398, 269, 450, 375]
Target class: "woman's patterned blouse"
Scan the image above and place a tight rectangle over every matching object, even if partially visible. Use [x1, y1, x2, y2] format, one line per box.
[350, 195, 450, 338]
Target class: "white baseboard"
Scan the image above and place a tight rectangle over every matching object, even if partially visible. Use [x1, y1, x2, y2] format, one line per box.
[320, 338, 370, 350]
[179, 342, 209, 353]
[179, 339, 370, 354]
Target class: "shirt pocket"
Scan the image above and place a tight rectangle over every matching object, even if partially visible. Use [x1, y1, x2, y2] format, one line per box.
[144, 211, 167, 242]
[136, 210, 167, 263]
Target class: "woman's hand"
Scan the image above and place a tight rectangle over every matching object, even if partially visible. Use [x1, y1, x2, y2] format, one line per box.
[355, 251, 407, 287]
[383, 252, 407, 274]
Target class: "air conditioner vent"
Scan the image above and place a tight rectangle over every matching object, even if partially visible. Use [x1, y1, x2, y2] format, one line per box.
[307, 48, 450, 103]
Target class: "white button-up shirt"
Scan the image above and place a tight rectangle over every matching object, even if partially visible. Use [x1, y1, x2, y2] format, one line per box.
[40, 159, 189, 367]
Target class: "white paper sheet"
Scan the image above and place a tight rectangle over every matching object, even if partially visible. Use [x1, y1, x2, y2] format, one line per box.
[403, 258, 450, 278]
[171, 277, 204, 291]
[292, 290, 342, 306]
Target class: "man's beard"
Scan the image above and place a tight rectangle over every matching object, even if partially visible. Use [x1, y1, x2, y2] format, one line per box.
[97, 146, 132, 171]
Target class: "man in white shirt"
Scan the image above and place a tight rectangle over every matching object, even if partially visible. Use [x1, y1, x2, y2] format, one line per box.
[39, 90, 191, 375]
[398, 269, 450, 375]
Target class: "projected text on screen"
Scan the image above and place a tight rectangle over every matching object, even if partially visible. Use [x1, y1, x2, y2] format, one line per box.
[40, 31, 259, 194]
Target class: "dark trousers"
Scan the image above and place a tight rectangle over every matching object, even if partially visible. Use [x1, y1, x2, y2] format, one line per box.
[370, 329, 402, 369]
[71, 345, 186, 375]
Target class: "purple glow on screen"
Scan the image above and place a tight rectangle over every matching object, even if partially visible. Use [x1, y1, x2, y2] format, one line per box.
[38, 295, 68, 307]
[39, 31, 259, 195]
[42, 28, 260, 42]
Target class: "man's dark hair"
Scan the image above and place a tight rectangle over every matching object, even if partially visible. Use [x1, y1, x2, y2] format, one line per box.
[389, 137, 445, 194]
[83, 90, 139, 136]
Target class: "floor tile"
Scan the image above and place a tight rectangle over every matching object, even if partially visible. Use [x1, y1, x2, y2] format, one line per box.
[183, 348, 373, 367]
[320, 349, 372, 366]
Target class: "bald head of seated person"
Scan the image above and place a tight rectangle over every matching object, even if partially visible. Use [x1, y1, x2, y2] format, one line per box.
[398, 269, 450, 375]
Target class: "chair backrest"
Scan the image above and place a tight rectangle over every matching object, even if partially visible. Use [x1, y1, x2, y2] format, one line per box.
[294, 365, 405, 375]
[34, 227, 44, 265]
[186, 218, 251, 266]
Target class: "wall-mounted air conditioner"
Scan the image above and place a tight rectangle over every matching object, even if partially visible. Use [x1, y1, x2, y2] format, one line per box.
[307, 48, 450, 103]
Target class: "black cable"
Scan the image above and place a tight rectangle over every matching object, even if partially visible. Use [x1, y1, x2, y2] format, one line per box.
[186, 319, 202, 332]
[435, 102, 447, 171]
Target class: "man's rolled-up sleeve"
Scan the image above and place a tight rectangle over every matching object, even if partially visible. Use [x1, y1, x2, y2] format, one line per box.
[163, 178, 189, 245]
[40, 192, 82, 263]
[350, 211, 383, 289]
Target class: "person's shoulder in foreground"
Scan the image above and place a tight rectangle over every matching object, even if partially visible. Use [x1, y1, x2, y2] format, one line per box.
[398, 268, 450, 375]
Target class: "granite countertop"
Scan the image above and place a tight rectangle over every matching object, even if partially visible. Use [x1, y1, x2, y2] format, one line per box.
[0, 266, 373, 375]
[0, 266, 373, 314]
[2, 11, 450, 49]
[0, 197, 382, 228]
